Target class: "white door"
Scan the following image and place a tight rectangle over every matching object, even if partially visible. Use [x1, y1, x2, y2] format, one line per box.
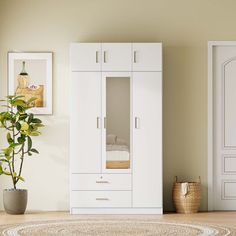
[132, 72, 162, 207]
[70, 72, 102, 173]
[102, 43, 132, 71]
[212, 45, 236, 210]
[70, 43, 101, 71]
[132, 43, 162, 71]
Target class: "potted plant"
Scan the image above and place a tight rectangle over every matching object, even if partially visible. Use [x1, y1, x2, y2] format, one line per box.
[0, 95, 44, 214]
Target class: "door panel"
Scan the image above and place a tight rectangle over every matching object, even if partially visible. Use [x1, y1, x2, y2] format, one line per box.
[70, 72, 101, 173]
[213, 45, 236, 210]
[102, 43, 132, 71]
[132, 72, 162, 207]
[132, 43, 162, 71]
[224, 59, 236, 147]
[70, 43, 101, 71]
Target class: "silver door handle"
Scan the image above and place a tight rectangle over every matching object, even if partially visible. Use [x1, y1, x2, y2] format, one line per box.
[96, 51, 99, 63]
[135, 117, 140, 129]
[103, 51, 107, 63]
[104, 117, 106, 129]
[134, 51, 137, 63]
[97, 117, 101, 129]
[96, 181, 109, 184]
[96, 198, 109, 201]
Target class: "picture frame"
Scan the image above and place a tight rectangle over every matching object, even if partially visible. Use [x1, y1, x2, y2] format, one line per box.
[8, 52, 53, 115]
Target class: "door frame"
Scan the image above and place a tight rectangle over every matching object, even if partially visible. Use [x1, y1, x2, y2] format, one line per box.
[208, 41, 236, 211]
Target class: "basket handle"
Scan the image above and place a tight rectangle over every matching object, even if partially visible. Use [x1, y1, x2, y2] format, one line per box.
[174, 176, 201, 183]
[198, 176, 201, 183]
[174, 176, 178, 183]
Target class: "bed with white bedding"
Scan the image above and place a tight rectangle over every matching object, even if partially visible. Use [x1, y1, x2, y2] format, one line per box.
[106, 135, 130, 169]
[107, 144, 129, 160]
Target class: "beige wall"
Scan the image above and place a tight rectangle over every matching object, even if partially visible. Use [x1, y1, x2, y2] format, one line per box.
[0, 0, 235, 211]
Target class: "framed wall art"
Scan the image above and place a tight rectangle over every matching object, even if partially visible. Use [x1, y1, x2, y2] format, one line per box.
[8, 52, 52, 115]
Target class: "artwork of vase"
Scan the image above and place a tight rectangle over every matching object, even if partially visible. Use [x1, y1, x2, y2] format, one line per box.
[15, 61, 44, 107]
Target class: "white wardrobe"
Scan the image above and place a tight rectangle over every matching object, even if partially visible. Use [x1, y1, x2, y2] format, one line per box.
[70, 43, 162, 214]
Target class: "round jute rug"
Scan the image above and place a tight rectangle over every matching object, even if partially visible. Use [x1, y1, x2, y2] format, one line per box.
[0, 219, 236, 236]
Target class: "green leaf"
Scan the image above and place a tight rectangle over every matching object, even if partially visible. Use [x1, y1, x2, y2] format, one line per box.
[31, 118, 42, 124]
[9, 143, 20, 148]
[13, 95, 25, 100]
[17, 105, 24, 113]
[28, 152, 32, 156]
[34, 124, 44, 128]
[16, 122, 21, 131]
[16, 176, 25, 181]
[20, 131, 28, 135]
[7, 132, 13, 144]
[19, 113, 27, 120]
[29, 131, 41, 136]
[5, 155, 12, 161]
[27, 97, 37, 104]
[27, 136, 32, 151]
[3, 171, 12, 176]
[13, 99, 27, 107]
[0, 159, 9, 163]
[28, 113, 34, 123]
[20, 122, 29, 131]
[17, 136, 26, 144]
[3, 147, 13, 156]
[29, 124, 35, 132]
[30, 148, 39, 154]
[3, 112, 11, 120]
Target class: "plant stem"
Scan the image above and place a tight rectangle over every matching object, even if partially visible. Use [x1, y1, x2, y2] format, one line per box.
[15, 146, 23, 155]
[8, 161, 16, 189]
[11, 105, 15, 178]
[16, 143, 24, 184]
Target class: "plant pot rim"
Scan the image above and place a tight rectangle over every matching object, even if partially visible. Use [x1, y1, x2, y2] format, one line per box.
[4, 189, 27, 192]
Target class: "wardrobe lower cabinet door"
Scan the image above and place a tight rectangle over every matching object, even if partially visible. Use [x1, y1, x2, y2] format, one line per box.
[132, 72, 162, 207]
[70, 72, 102, 173]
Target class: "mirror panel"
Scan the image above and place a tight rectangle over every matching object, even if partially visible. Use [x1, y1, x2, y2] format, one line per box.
[106, 77, 130, 169]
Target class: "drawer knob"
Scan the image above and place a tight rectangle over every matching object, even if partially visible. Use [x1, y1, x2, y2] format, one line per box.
[96, 198, 109, 201]
[96, 181, 109, 184]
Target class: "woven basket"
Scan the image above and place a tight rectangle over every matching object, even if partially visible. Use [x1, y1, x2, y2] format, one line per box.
[173, 176, 201, 213]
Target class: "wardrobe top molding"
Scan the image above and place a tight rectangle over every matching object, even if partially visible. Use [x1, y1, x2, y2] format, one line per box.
[70, 42, 162, 72]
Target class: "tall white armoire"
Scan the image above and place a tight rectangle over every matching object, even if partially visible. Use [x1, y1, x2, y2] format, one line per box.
[70, 43, 162, 214]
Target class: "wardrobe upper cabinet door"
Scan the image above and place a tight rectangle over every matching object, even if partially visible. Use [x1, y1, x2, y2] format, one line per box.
[132, 43, 162, 71]
[70, 72, 102, 173]
[102, 43, 132, 71]
[70, 43, 101, 71]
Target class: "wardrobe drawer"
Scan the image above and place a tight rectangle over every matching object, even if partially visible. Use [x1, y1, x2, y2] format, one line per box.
[71, 191, 131, 208]
[71, 174, 131, 190]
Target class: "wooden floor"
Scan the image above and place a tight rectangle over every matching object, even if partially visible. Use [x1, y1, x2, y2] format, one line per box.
[0, 211, 236, 227]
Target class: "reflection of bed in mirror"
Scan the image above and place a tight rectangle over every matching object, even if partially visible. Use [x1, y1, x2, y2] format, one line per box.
[106, 134, 130, 169]
[106, 76, 130, 170]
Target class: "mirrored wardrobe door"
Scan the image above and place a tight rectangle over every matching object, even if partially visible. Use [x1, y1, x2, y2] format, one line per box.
[102, 72, 132, 173]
